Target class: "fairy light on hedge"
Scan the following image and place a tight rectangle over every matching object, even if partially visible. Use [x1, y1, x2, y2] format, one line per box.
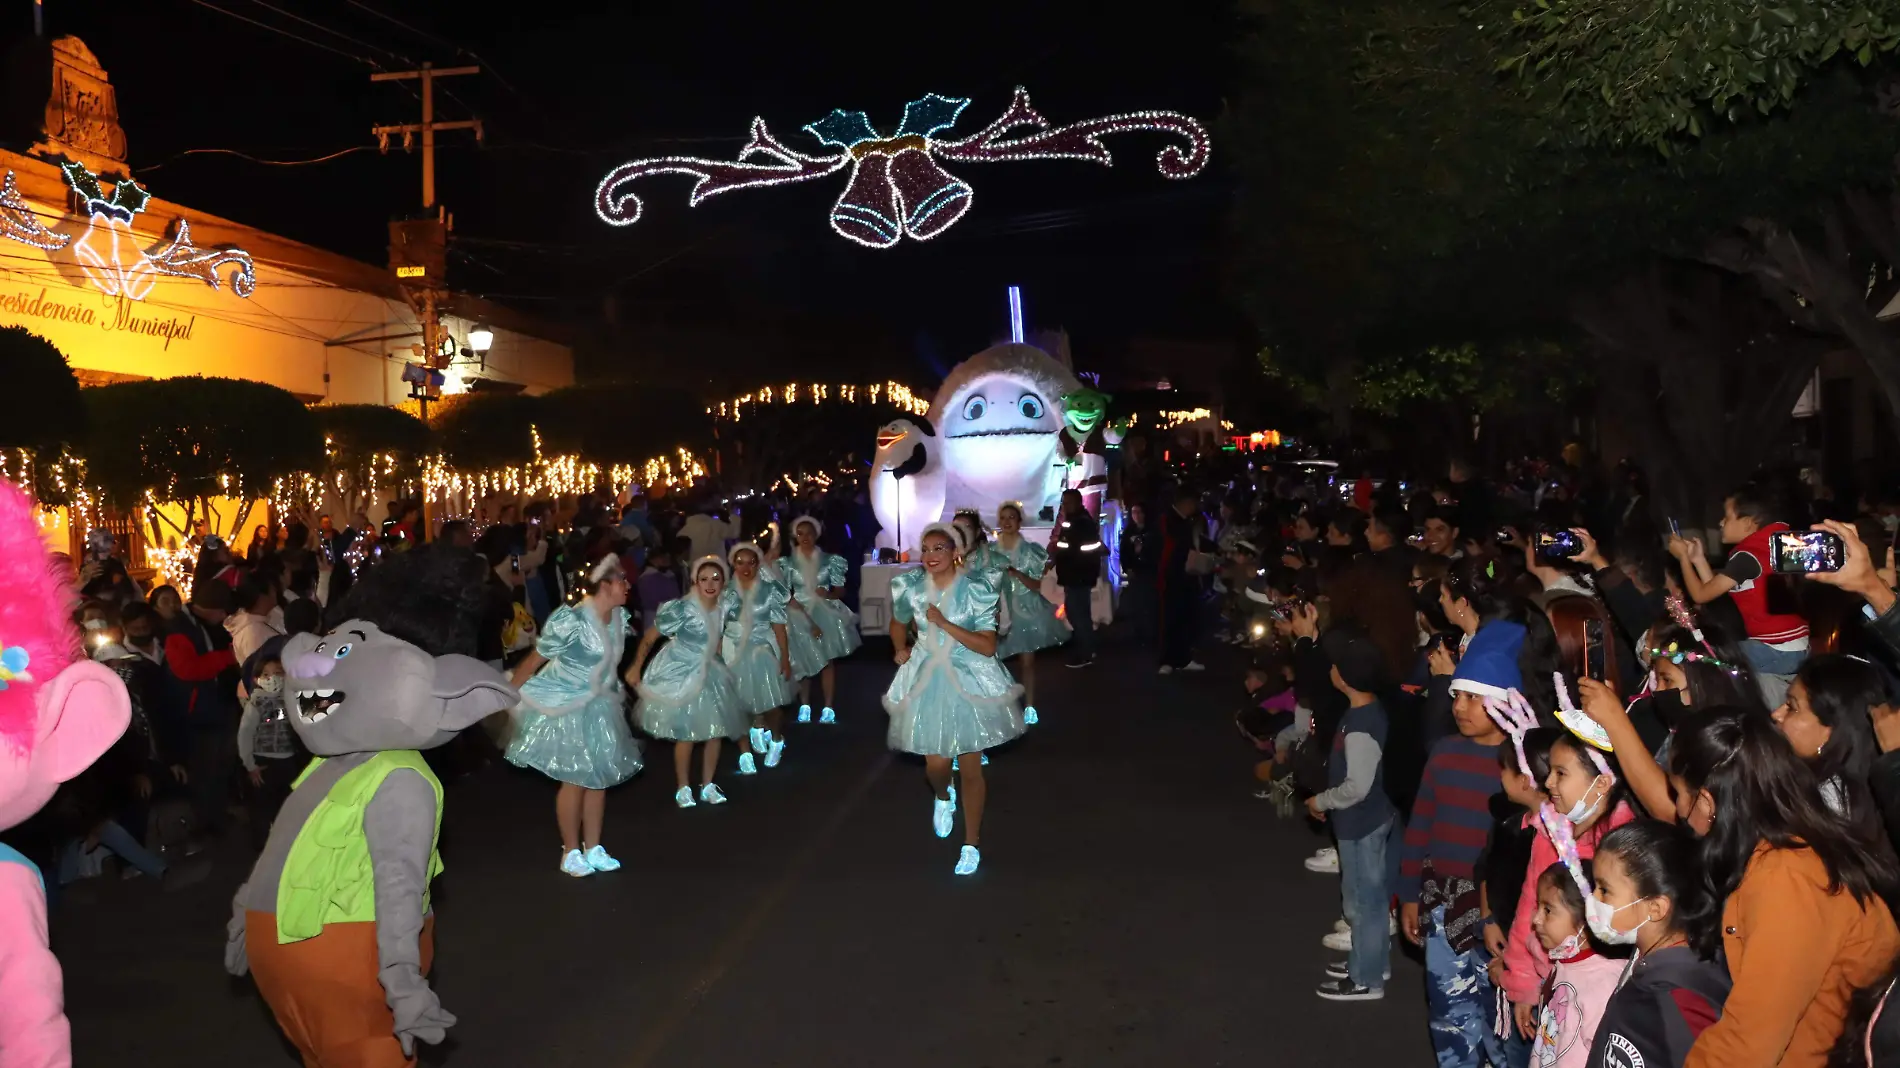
[708, 381, 929, 421]
[596, 87, 1209, 248]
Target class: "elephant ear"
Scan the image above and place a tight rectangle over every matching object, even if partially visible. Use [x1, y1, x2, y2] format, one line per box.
[429, 655, 519, 731]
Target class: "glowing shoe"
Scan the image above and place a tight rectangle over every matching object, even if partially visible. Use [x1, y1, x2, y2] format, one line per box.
[748, 727, 767, 755]
[819, 707, 837, 725]
[583, 845, 622, 873]
[560, 849, 594, 878]
[736, 753, 757, 775]
[674, 786, 696, 809]
[797, 704, 812, 723]
[763, 735, 786, 768]
[1023, 706, 1039, 726]
[933, 795, 955, 838]
[699, 783, 728, 805]
[981, 753, 990, 767]
[954, 845, 981, 876]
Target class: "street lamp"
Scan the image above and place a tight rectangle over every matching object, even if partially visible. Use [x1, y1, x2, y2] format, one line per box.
[467, 323, 494, 355]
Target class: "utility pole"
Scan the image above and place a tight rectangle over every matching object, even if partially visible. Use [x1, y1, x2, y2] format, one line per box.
[370, 62, 482, 209]
[374, 62, 481, 543]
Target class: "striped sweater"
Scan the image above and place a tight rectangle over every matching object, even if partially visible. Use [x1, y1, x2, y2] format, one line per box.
[1399, 735, 1502, 903]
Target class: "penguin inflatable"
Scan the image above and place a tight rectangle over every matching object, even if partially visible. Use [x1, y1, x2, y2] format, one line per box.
[869, 417, 946, 552]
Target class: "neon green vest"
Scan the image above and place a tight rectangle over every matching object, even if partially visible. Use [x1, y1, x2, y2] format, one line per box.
[275, 750, 444, 944]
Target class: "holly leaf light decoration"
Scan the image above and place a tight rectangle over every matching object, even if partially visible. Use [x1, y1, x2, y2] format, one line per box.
[595, 87, 1211, 249]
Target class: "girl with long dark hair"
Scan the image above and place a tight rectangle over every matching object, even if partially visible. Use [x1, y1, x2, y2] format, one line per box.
[1771, 655, 1882, 842]
[1669, 709, 1899, 1068]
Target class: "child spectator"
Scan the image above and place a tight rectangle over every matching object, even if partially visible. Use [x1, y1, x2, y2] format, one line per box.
[1484, 724, 1560, 1068]
[235, 638, 300, 850]
[1669, 487, 1807, 708]
[1310, 626, 1397, 1001]
[1586, 821, 1730, 1068]
[1400, 620, 1523, 1067]
[1501, 732, 1638, 1042]
[1529, 863, 1624, 1067]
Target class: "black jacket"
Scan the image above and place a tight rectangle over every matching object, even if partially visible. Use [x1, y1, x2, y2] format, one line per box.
[1585, 945, 1730, 1068]
[1119, 520, 1160, 576]
[1051, 511, 1104, 587]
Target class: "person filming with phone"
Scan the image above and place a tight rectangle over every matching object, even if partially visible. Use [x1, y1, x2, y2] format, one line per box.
[1669, 487, 1809, 709]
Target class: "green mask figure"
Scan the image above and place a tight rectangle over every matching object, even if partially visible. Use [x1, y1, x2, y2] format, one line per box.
[1060, 386, 1111, 439]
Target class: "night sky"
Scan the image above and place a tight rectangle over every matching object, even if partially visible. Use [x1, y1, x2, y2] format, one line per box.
[16, 1, 1238, 386]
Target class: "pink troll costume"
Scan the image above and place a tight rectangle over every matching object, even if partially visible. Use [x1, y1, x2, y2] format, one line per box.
[0, 478, 131, 1068]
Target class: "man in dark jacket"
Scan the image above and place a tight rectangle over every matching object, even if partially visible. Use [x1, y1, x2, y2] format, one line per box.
[163, 580, 239, 835]
[1159, 487, 1208, 673]
[1050, 489, 1105, 667]
[1119, 502, 1161, 644]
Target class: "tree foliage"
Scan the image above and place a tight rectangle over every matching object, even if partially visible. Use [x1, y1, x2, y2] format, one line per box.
[1494, 0, 1900, 152]
[536, 382, 711, 465]
[310, 404, 431, 518]
[80, 376, 323, 519]
[0, 326, 83, 453]
[429, 393, 541, 471]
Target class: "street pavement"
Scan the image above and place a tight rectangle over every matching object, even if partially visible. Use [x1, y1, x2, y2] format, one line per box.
[57, 634, 1431, 1067]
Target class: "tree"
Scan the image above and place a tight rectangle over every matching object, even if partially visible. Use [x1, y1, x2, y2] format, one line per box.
[310, 404, 431, 520]
[536, 382, 711, 467]
[80, 376, 323, 543]
[429, 393, 540, 472]
[0, 326, 86, 506]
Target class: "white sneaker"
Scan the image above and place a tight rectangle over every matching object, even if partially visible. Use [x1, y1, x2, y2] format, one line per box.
[699, 783, 728, 805]
[1182, 661, 1206, 672]
[748, 727, 767, 755]
[1322, 929, 1353, 952]
[1304, 847, 1340, 873]
[736, 753, 757, 775]
[559, 848, 594, 878]
[1157, 664, 1175, 676]
[1334, 917, 1351, 935]
[674, 786, 697, 808]
[763, 735, 786, 768]
[954, 844, 981, 876]
[932, 795, 955, 838]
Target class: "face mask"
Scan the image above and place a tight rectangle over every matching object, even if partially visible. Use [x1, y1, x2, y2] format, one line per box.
[1548, 931, 1586, 962]
[1585, 894, 1650, 945]
[1648, 688, 1687, 727]
[82, 618, 108, 631]
[255, 675, 284, 694]
[1562, 777, 1607, 825]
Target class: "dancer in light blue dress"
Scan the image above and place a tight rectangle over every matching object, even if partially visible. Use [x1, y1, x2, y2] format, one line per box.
[884, 522, 1026, 876]
[630, 556, 749, 808]
[506, 555, 645, 878]
[970, 501, 1068, 725]
[721, 542, 794, 775]
[778, 516, 862, 724]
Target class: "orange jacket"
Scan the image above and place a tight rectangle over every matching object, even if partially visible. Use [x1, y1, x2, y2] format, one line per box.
[1685, 842, 1899, 1068]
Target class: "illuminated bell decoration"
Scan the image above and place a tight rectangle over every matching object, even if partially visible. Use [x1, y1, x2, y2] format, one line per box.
[0, 163, 255, 299]
[596, 86, 1211, 248]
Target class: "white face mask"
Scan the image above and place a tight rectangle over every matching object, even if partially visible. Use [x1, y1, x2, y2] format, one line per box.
[255, 675, 285, 694]
[82, 618, 108, 631]
[1562, 776, 1607, 825]
[1547, 931, 1586, 962]
[1585, 895, 1650, 945]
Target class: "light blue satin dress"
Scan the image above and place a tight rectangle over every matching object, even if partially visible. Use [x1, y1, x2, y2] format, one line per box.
[777, 549, 863, 675]
[504, 602, 645, 789]
[634, 597, 750, 742]
[883, 567, 1026, 757]
[720, 576, 795, 715]
[972, 535, 1069, 659]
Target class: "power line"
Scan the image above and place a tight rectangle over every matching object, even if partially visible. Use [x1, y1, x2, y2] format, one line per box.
[136, 145, 380, 174]
[344, 0, 521, 96]
[239, 0, 412, 67]
[185, 0, 379, 68]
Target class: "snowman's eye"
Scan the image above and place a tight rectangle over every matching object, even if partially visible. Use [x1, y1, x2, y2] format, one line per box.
[1018, 394, 1044, 419]
[962, 395, 987, 421]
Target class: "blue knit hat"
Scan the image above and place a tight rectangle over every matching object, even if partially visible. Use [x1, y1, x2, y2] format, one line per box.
[1449, 620, 1526, 701]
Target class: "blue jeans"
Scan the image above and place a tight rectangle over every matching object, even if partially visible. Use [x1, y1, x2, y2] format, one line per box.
[1064, 585, 1095, 659]
[1740, 638, 1804, 709]
[1337, 818, 1393, 990]
[59, 820, 166, 884]
[1424, 905, 1508, 1068]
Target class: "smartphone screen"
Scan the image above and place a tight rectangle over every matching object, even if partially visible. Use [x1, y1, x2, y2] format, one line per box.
[1536, 530, 1581, 558]
[1584, 618, 1606, 683]
[1770, 530, 1844, 574]
[1667, 517, 1681, 538]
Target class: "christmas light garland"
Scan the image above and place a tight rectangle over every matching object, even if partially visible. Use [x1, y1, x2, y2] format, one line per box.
[0, 173, 70, 251]
[708, 380, 930, 422]
[596, 87, 1210, 248]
